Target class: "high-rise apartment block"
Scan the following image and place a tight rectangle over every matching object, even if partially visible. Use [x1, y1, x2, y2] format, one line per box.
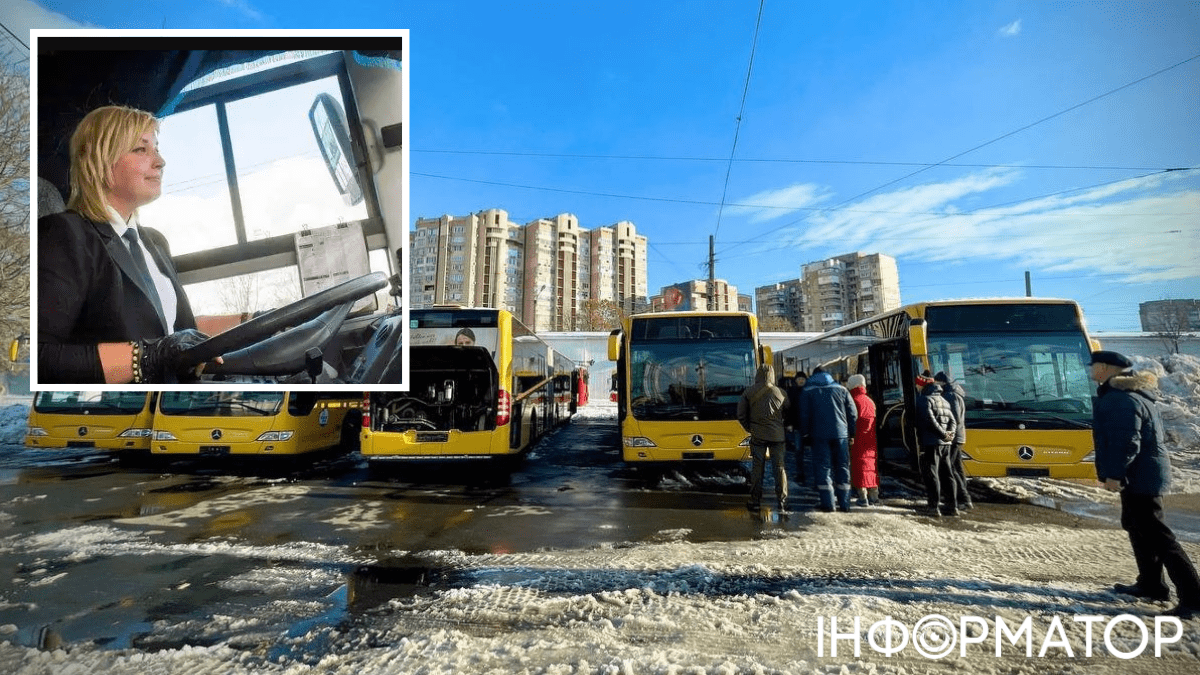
[755, 252, 901, 332]
[411, 209, 648, 331]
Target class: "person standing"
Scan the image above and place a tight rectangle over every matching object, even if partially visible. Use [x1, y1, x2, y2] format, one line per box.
[935, 371, 973, 510]
[801, 368, 857, 512]
[784, 371, 808, 487]
[847, 374, 879, 506]
[1090, 350, 1200, 618]
[738, 363, 789, 514]
[915, 374, 958, 516]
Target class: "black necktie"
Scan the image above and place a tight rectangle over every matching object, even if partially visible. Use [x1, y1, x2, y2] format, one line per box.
[123, 228, 166, 329]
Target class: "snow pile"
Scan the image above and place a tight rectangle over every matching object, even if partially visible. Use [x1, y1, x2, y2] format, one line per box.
[0, 404, 28, 446]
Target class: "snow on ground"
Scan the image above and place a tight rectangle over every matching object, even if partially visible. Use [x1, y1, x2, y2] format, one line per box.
[1, 355, 1199, 674]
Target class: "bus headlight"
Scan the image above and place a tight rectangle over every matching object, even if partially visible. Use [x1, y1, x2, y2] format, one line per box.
[624, 437, 657, 448]
[26, 427, 48, 437]
[118, 428, 152, 438]
[739, 437, 750, 447]
[257, 431, 295, 442]
[1082, 451, 1095, 463]
[154, 430, 178, 441]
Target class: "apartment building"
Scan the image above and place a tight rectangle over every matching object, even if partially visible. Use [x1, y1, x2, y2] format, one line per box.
[754, 252, 900, 332]
[411, 210, 648, 331]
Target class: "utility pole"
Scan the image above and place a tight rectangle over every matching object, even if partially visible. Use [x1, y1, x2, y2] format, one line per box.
[1025, 271, 1032, 297]
[708, 235, 716, 311]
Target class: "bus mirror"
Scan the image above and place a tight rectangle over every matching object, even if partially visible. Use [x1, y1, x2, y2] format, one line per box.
[761, 345, 772, 366]
[909, 321, 929, 357]
[8, 339, 17, 362]
[607, 331, 621, 362]
[308, 93, 364, 206]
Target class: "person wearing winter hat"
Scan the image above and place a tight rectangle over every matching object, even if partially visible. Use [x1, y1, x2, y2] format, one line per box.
[847, 374, 879, 506]
[915, 373, 958, 516]
[934, 371, 972, 510]
[1091, 350, 1200, 618]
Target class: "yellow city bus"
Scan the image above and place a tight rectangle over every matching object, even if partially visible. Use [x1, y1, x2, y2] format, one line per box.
[360, 308, 562, 462]
[25, 391, 156, 452]
[608, 311, 773, 463]
[150, 391, 360, 457]
[775, 298, 1098, 479]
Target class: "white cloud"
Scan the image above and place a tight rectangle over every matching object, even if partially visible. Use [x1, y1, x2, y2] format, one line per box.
[726, 183, 830, 223]
[998, 19, 1022, 37]
[214, 0, 266, 23]
[744, 170, 1199, 284]
[0, 0, 89, 55]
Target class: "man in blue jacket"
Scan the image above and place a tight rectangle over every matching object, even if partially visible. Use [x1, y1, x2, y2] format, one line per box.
[1091, 350, 1200, 618]
[801, 368, 857, 512]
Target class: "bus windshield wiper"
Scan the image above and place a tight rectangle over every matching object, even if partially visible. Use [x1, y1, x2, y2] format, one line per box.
[981, 410, 1091, 429]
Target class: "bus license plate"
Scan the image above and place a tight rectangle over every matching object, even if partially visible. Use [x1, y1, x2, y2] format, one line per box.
[67, 441, 96, 448]
[414, 432, 449, 443]
[200, 445, 230, 457]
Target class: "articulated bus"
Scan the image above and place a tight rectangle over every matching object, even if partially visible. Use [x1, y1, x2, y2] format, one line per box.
[25, 391, 156, 452]
[776, 298, 1098, 479]
[360, 308, 567, 462]
[35, 35, 407, 388]
[150, 391, 361, 457]
[608, 311, 773, 464]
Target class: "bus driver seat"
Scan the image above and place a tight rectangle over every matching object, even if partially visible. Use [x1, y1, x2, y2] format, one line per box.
[37, 177, 66, 219]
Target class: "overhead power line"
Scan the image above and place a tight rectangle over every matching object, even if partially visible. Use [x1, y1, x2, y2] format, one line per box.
[714, 0, 765, 240]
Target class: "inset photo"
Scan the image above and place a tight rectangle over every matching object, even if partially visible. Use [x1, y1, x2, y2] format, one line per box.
[32, 31, 408, 392]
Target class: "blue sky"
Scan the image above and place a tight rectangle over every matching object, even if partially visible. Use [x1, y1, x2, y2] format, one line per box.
[4, 0, 1199, 332]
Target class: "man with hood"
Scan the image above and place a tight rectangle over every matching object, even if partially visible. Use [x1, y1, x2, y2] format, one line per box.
[801, 368, 857, 512]
[738, 363, 789, 513]
[935, 371, 973, 510]
[1091, 350, 1200, 618]
[916, 373, 958, 516]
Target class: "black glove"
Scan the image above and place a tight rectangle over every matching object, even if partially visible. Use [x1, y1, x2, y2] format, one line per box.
[138, 329, 211, 383]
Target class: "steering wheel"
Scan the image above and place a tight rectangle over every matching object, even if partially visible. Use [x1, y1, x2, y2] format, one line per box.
[180, 271, 389, 366]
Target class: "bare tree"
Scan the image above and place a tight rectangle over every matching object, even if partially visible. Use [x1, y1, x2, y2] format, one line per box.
[579, 298, 627, 331]
[760, 315, 797, 332]
[0, 65, 30, 375]
[1152, 300, 1199, 355]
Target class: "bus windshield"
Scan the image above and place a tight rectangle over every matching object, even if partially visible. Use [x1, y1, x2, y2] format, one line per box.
[33, 391, 149, 414]
[629, 340, 756, 421]
[927, 331, 1093, 428]
[159, 392, 285, 416]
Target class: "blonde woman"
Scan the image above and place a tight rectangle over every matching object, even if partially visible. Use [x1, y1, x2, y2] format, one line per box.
[38, 105, 216, 384]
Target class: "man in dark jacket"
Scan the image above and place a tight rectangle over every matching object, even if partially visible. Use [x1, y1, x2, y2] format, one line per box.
[738, 363, 789, 514]
[935, 372, 973, 510]
[916, 374, 958, 516]
[784, 371, 808, 487]
[1091, 350, 1200, 618]
[801, 368, 857, 512]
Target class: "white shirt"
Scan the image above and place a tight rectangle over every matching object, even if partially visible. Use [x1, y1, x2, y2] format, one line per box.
[105, 205, 180, 334]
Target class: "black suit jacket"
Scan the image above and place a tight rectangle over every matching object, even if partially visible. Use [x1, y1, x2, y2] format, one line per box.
[38, 211, 198, 383]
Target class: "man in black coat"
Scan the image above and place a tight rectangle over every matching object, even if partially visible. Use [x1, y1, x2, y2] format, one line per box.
[1091, 350, 1200, 618]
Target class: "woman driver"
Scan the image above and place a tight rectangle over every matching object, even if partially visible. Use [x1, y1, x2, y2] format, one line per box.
[38, 105, 219, 384]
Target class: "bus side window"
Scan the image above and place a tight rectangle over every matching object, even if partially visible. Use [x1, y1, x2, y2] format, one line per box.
[289, 393, 319, 416]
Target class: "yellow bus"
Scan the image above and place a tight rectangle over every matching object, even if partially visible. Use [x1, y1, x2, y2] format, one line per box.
[151, 391, 360, 457]
[608, 311, 773, 463]
[25, 391, 156, 452]
[775, 298, 1098, 479]
[360, 308, 562, 462]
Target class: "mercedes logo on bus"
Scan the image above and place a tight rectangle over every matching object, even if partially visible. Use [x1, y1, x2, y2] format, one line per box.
[691, 434, 703, 447]
[77, 426, 88, 437]
[1018, 446, 1035, 461]
[211, 429, 223, 441]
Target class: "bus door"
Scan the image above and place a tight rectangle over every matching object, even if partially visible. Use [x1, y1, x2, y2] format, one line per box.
[868, 338, 918, 462]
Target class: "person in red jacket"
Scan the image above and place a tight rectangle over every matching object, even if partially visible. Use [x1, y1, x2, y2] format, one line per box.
[847, 374, 879, 506]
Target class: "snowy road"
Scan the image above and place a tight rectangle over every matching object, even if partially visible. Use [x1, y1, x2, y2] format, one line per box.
[1, 402, 1199, 673]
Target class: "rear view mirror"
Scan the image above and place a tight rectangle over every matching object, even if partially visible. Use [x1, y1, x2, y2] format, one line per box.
[309, 93, 364, 206]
